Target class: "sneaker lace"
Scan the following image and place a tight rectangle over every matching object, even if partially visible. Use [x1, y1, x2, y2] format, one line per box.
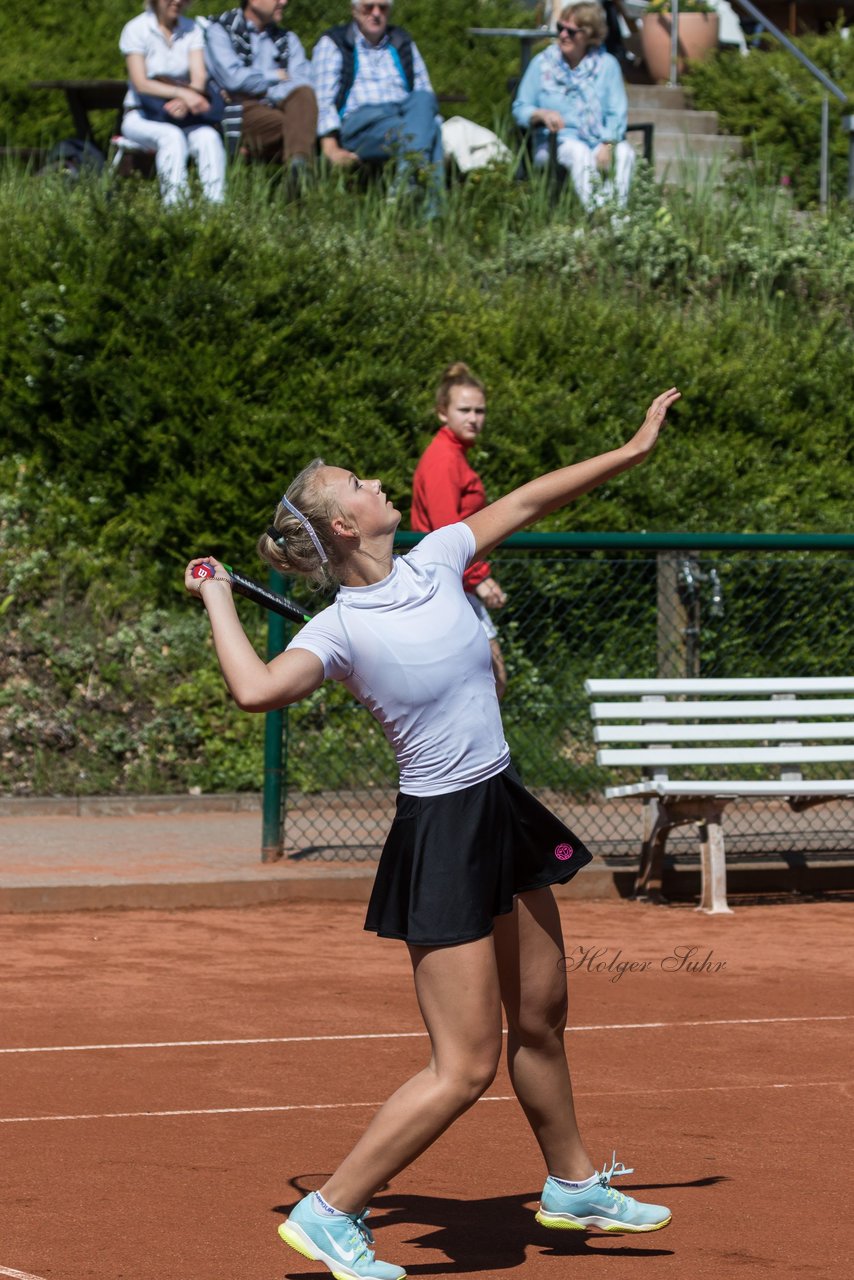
[348, 1208, 376, 1261]
[598, 1151, 636, 1206]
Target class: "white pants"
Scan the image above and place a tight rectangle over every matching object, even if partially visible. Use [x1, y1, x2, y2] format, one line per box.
[121, 111, 226, 205]
[537, 137, 635, 210]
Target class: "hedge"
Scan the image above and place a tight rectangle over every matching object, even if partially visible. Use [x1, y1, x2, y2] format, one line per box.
[2, 114, 854, 793]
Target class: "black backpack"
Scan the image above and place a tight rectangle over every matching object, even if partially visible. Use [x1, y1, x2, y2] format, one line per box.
[40, 138, 106, 179]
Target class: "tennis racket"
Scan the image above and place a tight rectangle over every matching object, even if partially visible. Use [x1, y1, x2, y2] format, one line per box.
[191, 562, 312, 624]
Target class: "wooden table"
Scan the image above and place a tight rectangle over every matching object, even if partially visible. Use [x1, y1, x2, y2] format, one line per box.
[30, 79, 126, 142]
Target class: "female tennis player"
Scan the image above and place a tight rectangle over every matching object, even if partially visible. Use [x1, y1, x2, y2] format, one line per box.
[412, 362, 508, 698]
[185, 385, 680, 1280]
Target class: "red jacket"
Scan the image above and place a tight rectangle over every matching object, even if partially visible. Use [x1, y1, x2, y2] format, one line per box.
[411, 426, 491, 590]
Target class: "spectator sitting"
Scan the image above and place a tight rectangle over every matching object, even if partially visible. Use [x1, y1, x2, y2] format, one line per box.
[119, 0, 226, 205]
[311, 0, 443, 208]
[205, 0, 318, 182]
[513, 2, 634, 211]
[549, 0, 626, 65]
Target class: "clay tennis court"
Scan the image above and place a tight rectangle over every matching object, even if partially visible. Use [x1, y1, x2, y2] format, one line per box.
[1, 896, 852, 1280]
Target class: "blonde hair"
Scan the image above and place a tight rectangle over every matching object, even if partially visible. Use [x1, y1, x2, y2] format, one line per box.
[558, 2, 607, 46]
[257, 459, 343, 590]
[435, 362, 486, 415]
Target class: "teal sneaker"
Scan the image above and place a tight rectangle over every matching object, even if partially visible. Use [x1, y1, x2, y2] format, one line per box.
[536, 1154, 671, 1234]
[278, 1193, 406, 1280]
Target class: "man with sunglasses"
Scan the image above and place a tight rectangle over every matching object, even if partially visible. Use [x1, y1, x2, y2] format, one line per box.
[205, 0, 318, 183]
[312, 0, 443, 207]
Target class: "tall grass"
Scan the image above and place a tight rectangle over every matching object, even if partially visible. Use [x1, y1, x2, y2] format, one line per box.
[11, 144, 850, 295]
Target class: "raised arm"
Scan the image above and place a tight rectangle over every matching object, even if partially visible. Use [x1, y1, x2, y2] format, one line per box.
[184, 558, 324, 712]
[465, 388, 679, 558]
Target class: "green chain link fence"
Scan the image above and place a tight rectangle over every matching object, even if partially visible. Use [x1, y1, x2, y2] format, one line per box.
[261, 532, 854, 866]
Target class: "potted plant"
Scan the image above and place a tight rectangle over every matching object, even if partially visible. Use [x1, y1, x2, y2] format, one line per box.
[640, 0, 720, 85]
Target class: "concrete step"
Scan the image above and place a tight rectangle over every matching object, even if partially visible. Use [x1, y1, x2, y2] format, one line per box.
[652, 132, 742, 158]
[652, 153, 738, 185]
[629, 105, 723, 135]
[625, 128, 741, 184]
[626, 84, 689, 110]
[627, 128, 742, 167]
[624, 77, 743, 186]
[1, 795, 847, 913]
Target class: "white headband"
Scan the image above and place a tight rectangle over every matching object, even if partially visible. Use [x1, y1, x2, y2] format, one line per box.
[279, 494, 329, 564]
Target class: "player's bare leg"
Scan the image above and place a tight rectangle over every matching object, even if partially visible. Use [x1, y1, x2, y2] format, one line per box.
[495, 888, 671, 1232]
[319, 933, 504, 1213]
[494, 888, 595, 1179]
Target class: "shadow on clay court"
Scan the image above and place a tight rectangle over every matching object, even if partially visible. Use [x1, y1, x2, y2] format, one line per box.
[625, 1175, 728, 1191]
[269, 1177, 737, 1272]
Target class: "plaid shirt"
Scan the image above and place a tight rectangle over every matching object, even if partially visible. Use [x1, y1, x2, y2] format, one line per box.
[312, 23, 432, 137]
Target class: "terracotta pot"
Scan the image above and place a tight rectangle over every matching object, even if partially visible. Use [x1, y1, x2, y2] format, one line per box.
[640, 12, 720, 83]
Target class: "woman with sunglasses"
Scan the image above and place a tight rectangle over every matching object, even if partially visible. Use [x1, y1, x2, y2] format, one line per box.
[512, 2, 635, 211]
[185, 385, 679, 1279]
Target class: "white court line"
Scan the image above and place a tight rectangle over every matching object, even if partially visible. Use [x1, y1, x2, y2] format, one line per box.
[0, 1014, 851, 1056]
[0, 1266, 48, 1280]
[0, 1079, 850, 1126]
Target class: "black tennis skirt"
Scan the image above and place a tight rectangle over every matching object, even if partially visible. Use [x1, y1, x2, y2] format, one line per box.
[364, 763, 592, 947]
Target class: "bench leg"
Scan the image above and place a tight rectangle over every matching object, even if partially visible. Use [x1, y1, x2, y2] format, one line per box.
[634, 799, 669, 903]
[697, 809, 733, 915]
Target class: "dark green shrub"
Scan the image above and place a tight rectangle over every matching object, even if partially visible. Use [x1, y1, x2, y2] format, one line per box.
[684, 27, 854, 208]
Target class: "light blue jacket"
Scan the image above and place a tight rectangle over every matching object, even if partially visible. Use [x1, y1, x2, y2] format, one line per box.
[512, 44, 628, 149]
[205, 21, 312, 106]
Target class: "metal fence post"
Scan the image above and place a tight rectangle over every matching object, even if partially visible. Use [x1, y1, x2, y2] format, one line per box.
[669, 0, 680, 88]
[820, 94, 829, 211]
[261, 569, 288, 862]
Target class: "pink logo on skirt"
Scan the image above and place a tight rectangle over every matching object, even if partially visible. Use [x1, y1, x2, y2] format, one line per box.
[554, 843, 574, 861]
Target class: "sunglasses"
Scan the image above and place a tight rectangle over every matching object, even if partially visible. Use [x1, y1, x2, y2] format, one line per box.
[359, 2, 391, 12]
[556, 23, 583, 37]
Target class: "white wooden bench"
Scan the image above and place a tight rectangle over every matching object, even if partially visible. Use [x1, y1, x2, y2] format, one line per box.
[584, 677, 854, 915]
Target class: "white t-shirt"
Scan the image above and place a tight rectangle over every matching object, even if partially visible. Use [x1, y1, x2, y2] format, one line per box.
[287, 524, 511, 797]
[119, 11, 204, 112]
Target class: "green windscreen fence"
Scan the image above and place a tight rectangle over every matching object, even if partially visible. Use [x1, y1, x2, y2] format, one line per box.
[261, 533, 854, 865]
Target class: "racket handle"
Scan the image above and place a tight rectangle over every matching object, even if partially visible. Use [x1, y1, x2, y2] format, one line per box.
[191, 562, 311, 624]
[191, 562, 218, 582]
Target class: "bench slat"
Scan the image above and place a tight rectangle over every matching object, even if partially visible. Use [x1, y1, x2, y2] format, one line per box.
[597, 745, 854, 766]
[603, 779, 854, 798]
[590, 698, 854, 720]
[594, 722, 854, 744]
[585, 675, 854, 913]
[585, 678, 854, 696]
